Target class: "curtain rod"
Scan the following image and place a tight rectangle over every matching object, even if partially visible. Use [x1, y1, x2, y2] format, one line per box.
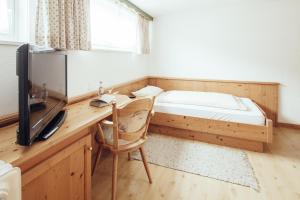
[119, 0, 154, 21]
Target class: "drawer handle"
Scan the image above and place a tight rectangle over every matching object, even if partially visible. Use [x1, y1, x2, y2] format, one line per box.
[88, 147, 93, 151]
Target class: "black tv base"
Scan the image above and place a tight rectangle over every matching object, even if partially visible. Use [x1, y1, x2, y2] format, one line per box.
[38, 110, 67, 141]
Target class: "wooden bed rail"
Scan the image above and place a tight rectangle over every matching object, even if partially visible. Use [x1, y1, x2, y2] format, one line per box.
[151, 112, 272, 143]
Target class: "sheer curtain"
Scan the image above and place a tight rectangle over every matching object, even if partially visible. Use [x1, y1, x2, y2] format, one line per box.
[35, 0, 151, 52]
[35, 0, 91, 50]
[137, 14, 150, 54]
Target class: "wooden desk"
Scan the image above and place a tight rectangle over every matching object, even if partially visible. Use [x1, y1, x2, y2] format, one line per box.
[0, 94, 131, 200]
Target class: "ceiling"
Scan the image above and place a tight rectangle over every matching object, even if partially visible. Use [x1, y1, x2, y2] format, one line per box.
[130, 0, 281, 17]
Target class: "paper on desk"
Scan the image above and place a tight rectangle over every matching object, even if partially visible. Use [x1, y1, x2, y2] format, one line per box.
[99, 94, 116, 104]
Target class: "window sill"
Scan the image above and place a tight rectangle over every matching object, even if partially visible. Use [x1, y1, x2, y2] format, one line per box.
[91, 45, 136, 54]
[0, 40, 24, 46]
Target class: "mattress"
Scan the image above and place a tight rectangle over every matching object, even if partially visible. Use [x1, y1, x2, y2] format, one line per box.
[154, 93, 265, 126]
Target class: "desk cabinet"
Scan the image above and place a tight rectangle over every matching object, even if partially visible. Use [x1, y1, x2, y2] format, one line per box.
[21, 134, 92, 200]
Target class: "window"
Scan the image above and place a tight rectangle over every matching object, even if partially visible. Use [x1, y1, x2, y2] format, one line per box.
[0, 0, 33, 43]
[90, 0, 138, 52]
[0, 0, 14, 41]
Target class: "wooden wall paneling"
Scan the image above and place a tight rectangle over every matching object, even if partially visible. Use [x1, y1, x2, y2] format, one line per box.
[0, 77, 149, 128]
[67, 77, 148, 105]
[278, 122, 300, 130]
[110, 77, 149, 95]
[67, 91, 98, 105]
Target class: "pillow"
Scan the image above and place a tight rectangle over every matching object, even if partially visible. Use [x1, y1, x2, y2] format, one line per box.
[132, 86, 163, 97]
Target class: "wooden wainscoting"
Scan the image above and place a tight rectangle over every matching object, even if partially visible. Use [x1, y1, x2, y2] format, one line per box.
[0, 77, 149, 127]
[67, 77, 148, 104]
[277, 122, 300, 130]
[148, 76, 279, 125]
[0, 76, 283, 128]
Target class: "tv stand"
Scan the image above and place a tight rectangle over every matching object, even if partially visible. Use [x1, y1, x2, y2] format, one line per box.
[38, 110, 67, 140]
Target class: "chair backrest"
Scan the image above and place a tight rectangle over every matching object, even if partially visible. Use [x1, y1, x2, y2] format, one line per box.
[111, 97, 154, 148]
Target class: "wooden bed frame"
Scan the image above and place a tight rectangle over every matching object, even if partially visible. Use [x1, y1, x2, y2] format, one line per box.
[148, 76, 279, 152]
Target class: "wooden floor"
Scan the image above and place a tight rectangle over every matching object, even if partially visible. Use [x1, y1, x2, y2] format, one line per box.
[92, 127, 300, 200]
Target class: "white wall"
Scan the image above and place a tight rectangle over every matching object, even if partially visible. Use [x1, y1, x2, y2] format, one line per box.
[0, 45, 148, 115]
[148, 1, 300, 124]
[67, 50, 148, 97]
[0, 45, 19, 115]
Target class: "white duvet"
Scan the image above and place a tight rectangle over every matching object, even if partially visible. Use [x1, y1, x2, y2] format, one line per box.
[156, 90, 247, 111]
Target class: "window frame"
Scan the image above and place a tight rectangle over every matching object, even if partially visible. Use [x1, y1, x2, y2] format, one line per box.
[0, 0, 15, 42]
[0, 0, 30, 45]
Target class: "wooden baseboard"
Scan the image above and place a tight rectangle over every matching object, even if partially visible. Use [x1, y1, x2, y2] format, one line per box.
[278, 122, 300, 130]
[0, 113, 18, 128]
[149, 124, 264, 152]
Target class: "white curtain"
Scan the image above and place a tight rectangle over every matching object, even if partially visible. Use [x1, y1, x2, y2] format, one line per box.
[35, 0, 91, 50]
[137, 14, 150, 54]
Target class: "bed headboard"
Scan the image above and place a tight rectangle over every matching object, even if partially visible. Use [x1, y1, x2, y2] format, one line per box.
[148, 76, 279, 125]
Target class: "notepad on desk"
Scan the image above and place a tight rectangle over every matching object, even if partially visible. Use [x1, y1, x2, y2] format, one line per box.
[89, 94, 116, 108]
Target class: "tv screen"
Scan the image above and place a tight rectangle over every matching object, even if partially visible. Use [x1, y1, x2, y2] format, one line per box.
[17, 44, 67, 146]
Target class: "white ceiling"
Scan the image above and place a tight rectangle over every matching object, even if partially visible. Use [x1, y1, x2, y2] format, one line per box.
[130, 0, 282, 17]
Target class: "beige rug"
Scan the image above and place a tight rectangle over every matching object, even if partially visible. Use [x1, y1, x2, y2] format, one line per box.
[132, 134, 259, 191]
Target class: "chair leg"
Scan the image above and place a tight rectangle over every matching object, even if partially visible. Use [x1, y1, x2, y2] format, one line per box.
[92, 144, 103, 176]
[112, 153, 119, 200]
[128, 152, 131, 161]
[139, 147, 152, 184]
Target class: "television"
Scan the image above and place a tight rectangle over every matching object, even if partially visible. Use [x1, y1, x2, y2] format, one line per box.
[16, 44, 68, 146]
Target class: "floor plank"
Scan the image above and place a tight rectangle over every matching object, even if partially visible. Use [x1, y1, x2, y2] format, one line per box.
[92, 127, 300, 200]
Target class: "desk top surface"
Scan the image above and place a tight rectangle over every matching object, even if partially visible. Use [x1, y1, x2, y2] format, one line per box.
[0, 95, 131, 171]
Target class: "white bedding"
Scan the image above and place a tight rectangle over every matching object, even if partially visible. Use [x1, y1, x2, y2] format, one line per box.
[154, 93, 265, 125]
[157, 90, 247, 111]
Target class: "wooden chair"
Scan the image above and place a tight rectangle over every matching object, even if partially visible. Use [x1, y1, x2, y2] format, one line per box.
[92, 97, 155, 200]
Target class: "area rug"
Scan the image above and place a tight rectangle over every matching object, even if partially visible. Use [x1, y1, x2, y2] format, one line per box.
[132, 134, 259, 191]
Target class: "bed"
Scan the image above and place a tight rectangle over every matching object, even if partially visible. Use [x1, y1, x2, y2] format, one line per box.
[149, 91, 273, 152]
[130, 77, 278, 152]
